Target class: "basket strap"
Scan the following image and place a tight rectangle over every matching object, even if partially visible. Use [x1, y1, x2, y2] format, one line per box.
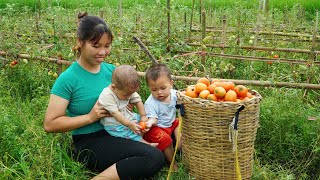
[234, 105, 245, 130]
[229, 105, 246, 150]
[175, 104, 185, 116]
[167, 104, 184, 180]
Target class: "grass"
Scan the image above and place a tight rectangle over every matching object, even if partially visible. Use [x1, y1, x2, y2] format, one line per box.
[0, 0, 319, 14]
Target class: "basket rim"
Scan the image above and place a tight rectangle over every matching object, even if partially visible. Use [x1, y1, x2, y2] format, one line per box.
[177, 88, 262, 105]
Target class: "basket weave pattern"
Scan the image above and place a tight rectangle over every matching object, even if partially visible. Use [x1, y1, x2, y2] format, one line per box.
[177, 90, 262, 180]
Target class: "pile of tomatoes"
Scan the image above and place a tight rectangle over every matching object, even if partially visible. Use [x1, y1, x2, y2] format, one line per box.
[181, 77, 254, 102]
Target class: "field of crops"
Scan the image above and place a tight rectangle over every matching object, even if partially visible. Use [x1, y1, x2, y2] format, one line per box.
[0, 1, 319, 179]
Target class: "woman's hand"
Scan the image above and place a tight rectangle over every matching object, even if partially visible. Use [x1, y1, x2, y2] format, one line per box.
[44, 95, 108, 133]
[88, 101, 111, 123]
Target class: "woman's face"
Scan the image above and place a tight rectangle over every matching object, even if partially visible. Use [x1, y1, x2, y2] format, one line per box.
[79, 33, 112, 66]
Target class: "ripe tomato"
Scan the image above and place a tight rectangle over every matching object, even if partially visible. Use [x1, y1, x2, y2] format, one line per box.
[198, 90, 210, 99]
[210, 78, 221, 84]
[208, 84, 217, 94]
[228, 81, 235, 90]
[219, 82, 232, 92]
[195, 83, 208, 94]
[139, 121, 146, 130]
[186, 88, 198, 98]
[207, 94, 218, 101]
[197, 77, 210, 87]
[234, 85, 248, 97]
[224, 90, 237, 102]
[214, 86, 226, 99]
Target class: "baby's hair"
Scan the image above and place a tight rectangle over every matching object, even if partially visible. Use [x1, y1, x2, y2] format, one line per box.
[145, 63, 172, 85]
[112, 65, 140, 90]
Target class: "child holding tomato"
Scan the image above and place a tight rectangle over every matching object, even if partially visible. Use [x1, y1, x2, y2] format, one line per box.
[98, 64, 157, 147]
[143, 63, 181, 171]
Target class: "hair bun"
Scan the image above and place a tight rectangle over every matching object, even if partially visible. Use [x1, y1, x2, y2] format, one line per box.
[77, 12, 88, 21]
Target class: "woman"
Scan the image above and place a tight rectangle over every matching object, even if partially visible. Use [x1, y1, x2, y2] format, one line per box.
[43, 13, 165, 180]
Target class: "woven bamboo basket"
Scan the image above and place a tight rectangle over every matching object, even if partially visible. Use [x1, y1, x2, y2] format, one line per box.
[177, 90, 262, 180]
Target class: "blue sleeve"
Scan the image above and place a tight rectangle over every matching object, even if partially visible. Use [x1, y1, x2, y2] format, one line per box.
[144, 99, 158, 119]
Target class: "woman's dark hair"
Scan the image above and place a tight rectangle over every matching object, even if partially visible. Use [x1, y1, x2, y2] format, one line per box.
[77, 12, 113, 44]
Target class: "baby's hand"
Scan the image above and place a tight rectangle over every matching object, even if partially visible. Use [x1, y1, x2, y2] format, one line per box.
[128, 120, 141, 134]
[142, 120, 153, 133]
[140, 115, 148, 122]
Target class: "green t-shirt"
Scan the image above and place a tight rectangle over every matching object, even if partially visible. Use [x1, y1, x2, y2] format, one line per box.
[51, 61, 116, 135]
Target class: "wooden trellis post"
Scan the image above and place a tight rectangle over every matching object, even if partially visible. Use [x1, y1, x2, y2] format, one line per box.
[35, 0, 41, 32]
[118, 0, 123, 37]
[199, 0, 203, 23]
[136, 14, 142, 37]
[0, 16, 3, 49]
[220, 15, 227, 54]
[189, 0, 195, 41]
[167, 0, 171, 52]
[201, 10, 206, 70]
[0, 26, 4, 67]
[304, 10, 319, 96]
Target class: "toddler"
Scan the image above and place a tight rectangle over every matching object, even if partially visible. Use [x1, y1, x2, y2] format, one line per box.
[143, 63, 181, 171]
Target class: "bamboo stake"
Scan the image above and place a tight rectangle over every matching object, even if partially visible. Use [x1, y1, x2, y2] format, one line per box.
[0, 51, 71, 65]
[176, 50, 320, 66]
[132, 36, 158, 64]
[190, 28, 320, 39]
[186, 43, 320, 54]
[189, 0, 196, 41]
[199, 0, 202, 23]
[252, 7, 262, 57]
[221, 15, 227, 54]
[1, 51, 319, 90]
[37, 0, 41, 20]
[118, 0, 122, 37]
[189, 35, 319, 43]
[304, 10, 319, 96]
[201, 10, 206, 68]
[136, 72, 320, 90]
[184, 12, 187, 38]
[0, 15, 3, 44]
[35, 9, 39, 32]
[167, 0, 171, 52]
[137, 14, 142, 37]
[265, 0, 269, 13]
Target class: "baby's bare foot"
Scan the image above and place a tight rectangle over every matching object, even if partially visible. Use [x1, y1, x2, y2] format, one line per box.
[149, 143, 158, 147]
[169, 162, 179, 172]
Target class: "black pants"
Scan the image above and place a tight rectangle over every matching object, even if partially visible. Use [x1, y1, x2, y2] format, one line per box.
[72, 130, 165, 180]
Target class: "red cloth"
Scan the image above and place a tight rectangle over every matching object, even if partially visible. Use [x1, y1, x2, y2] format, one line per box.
[143, 119, 179, 151]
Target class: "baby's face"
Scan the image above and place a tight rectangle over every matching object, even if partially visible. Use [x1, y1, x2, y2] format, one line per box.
[147, 75, 173, 102]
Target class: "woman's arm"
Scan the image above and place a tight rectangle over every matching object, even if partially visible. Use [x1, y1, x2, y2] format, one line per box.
[44, 94, 108, 133]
